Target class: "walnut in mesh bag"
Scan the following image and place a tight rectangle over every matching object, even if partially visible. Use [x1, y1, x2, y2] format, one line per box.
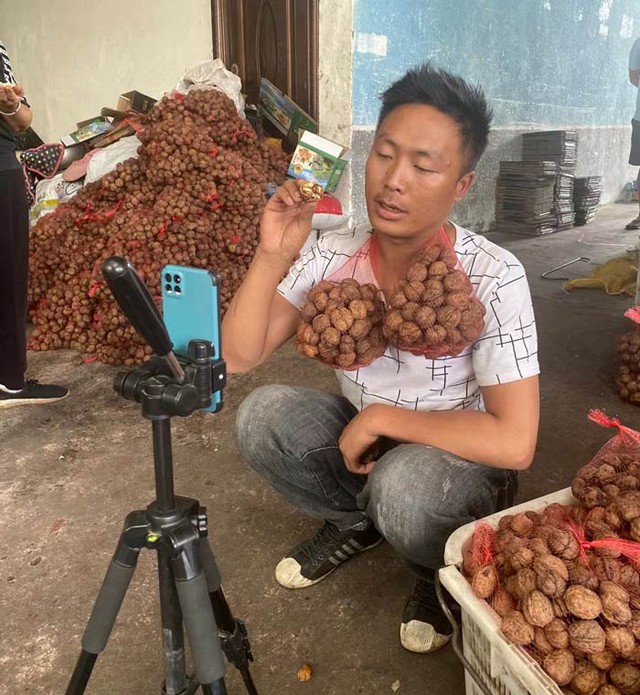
[382, 243, 485, 358]
[296, 279, 386, 369]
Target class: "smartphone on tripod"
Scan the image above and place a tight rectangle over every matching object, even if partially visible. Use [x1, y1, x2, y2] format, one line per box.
[161, 265, 222, 413]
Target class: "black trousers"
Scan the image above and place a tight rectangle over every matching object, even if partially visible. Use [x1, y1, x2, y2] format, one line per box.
[0, 168, 29, 390]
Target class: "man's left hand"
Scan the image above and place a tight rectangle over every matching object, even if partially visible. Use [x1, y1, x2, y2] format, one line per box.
[338, 406, 380, 475]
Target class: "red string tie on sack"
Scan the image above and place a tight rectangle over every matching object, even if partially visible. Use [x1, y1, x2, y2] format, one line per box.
[588, 409, 622, 431]
[230, 234, 242, 244]
[567, 518, 640, 565]
[625, 306, 640, 325]
[88, 282, 106, 298]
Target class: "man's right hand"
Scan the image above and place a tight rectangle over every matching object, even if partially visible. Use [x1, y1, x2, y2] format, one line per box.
[259, 179, 318, 262]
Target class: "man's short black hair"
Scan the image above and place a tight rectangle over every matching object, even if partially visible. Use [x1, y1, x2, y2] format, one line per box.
[377, 63, 493, 173]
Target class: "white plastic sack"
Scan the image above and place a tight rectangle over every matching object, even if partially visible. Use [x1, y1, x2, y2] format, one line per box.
[29, 174, 63, 226]
[174, 59, 245, 116]
[85, 135, 141, 185]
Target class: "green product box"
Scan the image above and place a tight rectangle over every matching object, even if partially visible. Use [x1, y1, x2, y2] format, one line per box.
[287, 130, 351, 194]
[258, 78, 318, 140]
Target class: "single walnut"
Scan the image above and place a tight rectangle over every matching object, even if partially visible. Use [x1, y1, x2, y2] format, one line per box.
[298, 343, 319, 358]
[600, 581, 630, 603]
[534, 554, 569, 597]
[610, 664, 640, 695]
[597, 685, 623, 695]
[321, 327, 341, 347]
[571, 660, 604, 695]
[398, 322, 422, 345]
[589, 649, 617, 671]
[436, 305, 462, 330]
[420, 245, 442, 264]
[415, 305, 436, 329]
[471, 564, 498, 599]
[443, 270, 468, 292]
[340, 283, 361, 302]
[312, 313, 331, 333]
[568, 563, 600, 591]
[297, 179, 324, 202]
[335, 352, 356, 369]
[318, 343, 338, 362]
[606, 626, 636, 658]
[553, 597, 570, 619]
[501, 610, 534, 645]
[385, 310, 403, 333]
[602, 592, 632, 625]
[348, 299, 368, 320]
[406, 262, 428, 283]
[459, 320, 484, 342]
[423, 279, 444, 303]
[535, 627, 554, 654]
[390, 291, 408, 309]
[428, 260, 448, 278]
[591, 558, 624, 584]
[440, 249, 458, 270]
[607, 503, 624, 530]
[510, 512, 534, 537]
[329, 307, 354, 332]
[511, 547, 535, 571]
[301, 302, 319, 322]
[618, 475, 639, 491]
[616, 491, 640, 522]
[565, 586, 603, 620]
[401, 301, 420, 321]
[355, 337, 371, 356]
[545, 618, 570, 649]
[629, 615, 640, 641]
[297, 323, 320, 346]
[425, 325, 447, 345]
[350, 318, 373, 339]
[404, 281, 425, 302]
[507, 568, 537, 599]
[328, 285, 343, 301]
[523, 589, 554, 627]
[360, 283, 379, 301]
[339, 335, 355, 354]
[543, 649, 575, 686]
[490, 586, 516, 617]
[569, 620, 607, 654]
[446, 291, 470, 310]
[548, 529, 581, 560]
[530, 537, 550, 556]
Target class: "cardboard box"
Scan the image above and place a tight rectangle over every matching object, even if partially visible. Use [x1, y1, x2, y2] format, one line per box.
[61, 117, 113, 147]
[287, 130, 351, 193]
[258, 78, 317, 140]
[116, 90, 156, 114]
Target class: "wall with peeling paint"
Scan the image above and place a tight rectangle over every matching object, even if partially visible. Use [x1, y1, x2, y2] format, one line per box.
[347, 0, 640, 230]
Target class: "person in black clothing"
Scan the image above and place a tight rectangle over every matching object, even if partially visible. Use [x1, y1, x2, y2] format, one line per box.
[0, 41, 68, 408]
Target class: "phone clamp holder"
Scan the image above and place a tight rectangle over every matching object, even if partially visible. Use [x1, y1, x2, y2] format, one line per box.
[65, 257, 256, 695]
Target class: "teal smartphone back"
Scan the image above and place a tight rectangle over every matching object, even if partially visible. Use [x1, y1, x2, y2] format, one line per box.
[161, 265, 222, 412]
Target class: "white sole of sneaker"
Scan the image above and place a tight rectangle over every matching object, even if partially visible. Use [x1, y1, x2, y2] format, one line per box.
[275, 557, 339, 589]
[0, 393, 70, 409]
[400, 620, 451, 653]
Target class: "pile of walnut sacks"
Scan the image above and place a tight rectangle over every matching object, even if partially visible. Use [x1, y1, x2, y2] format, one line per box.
[295, 241, 485, 369]
[464, 452, 640, 694]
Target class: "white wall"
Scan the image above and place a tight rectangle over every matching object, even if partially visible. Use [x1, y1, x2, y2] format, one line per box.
[1, 0, 213, 142]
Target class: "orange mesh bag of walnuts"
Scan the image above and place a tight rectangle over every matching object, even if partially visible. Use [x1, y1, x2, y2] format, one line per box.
[295, 237, 387, 371]
[381, 226, 486, 359]
[617, 307, 640, 406]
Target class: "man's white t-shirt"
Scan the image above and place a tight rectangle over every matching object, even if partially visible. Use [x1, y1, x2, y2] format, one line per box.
[278, 223, 539, 413]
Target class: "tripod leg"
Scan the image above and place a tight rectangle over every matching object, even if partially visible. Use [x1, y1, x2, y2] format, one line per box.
[171, 532, 226, 689]
[158, 545, 188, 695]
[66, 515, 145, 695]
[199, 541, 258, 695]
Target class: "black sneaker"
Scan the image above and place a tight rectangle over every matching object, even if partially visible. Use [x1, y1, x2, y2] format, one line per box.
[275, 520, 383, 589]
[0, 380, 69, 409]
[400, 578, 454, 653]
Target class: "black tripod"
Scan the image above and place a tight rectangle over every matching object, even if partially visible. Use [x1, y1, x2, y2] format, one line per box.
[66, 258, 258, 695]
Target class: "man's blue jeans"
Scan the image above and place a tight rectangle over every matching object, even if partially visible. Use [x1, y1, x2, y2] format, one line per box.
[236, 385, 517, 575]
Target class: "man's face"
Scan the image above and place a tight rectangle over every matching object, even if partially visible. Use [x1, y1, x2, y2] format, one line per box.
[365, 104, 475, 241]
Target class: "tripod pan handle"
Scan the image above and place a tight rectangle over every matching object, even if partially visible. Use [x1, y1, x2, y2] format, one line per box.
[102, 256, 173, 357]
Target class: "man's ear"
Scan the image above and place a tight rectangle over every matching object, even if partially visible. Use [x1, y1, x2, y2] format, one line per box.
[454, 171, 475, 202]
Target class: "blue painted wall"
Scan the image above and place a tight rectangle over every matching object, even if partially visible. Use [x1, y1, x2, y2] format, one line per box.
[353, 0, 640, 128]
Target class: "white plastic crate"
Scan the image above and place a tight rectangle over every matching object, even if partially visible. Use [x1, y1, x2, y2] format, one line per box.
[439, 488, 577, 695]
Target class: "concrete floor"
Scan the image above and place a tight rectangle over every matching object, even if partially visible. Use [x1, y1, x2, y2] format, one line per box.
[3, 203, 640, 695]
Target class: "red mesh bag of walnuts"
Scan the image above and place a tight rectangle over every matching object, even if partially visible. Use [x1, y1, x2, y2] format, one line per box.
[617, 307, 640, 406]
[295, 237, 388, 370]
[571, 409, 640, 521]
[381, 226, 486, 358]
